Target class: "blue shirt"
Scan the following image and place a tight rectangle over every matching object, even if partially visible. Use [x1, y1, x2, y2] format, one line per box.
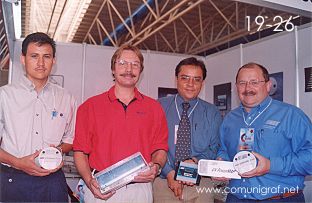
[217, 96, 312, 200]
[158, 94, 222, 178]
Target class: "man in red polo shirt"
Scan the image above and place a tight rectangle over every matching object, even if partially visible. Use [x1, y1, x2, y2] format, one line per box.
[73, 44, 168, 202]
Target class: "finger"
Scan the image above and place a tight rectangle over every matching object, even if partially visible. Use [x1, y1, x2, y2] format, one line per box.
[31, 150, 41, 158]
[98, 191, 115, 200]
[177, 186, 183, 200]
[212, 177, 230, 181]
[173, 185, 180, 197]
[241, 168, 257, 177]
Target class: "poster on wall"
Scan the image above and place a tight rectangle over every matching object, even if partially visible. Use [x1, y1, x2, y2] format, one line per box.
[158, 87, 178, 98]
[305, 67, 312, 92]
[50, 74, 65, 87]
[269, 72, 283, 101]
[213, 83, 231, 118]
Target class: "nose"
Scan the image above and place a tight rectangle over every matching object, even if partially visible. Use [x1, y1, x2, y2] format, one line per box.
[186, 78, 194, 86]
[37, 56, 44, 66]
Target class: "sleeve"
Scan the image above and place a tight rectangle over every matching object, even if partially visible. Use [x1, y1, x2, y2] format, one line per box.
[61, 95, 77, 144]
[269, 109, 312, 176]
[216, 121, 231, 161]
[207, 107, 222, 160]
[161, 160, 174, 178]
[73, 101, 94, 154]
[151, 104, 169, 153]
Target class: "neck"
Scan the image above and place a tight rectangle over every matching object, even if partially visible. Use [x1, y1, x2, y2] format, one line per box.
[27, 77, 48, 93]
[114, 84, 135, 105]
[244, 107, 251, 113]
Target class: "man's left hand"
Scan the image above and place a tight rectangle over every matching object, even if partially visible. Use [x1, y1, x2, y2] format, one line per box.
[241, 151, 270, 178]
[133, 162, 158, 183]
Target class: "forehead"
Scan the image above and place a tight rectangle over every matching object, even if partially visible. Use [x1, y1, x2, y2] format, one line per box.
[26, 42, 53, 54]
[179, 65, 203, 77]
[237, 67, 264, 80]
[118, 50, 140, 61]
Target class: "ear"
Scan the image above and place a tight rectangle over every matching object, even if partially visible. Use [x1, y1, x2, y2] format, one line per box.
[266, 80, 272, 93]
[20, 54, 26, 67]
[52, 57, 56, 65]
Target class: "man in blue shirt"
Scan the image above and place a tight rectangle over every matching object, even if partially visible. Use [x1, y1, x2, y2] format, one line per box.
[153, 57, 222, 203]
[217, 62, 312, 202]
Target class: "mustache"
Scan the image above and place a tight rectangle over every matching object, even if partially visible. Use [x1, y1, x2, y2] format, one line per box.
[242, 91, 256, 96]
[120, 73, 136, 77]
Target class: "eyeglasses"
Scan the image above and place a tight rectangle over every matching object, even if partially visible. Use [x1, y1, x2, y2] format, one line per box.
[236, 79, 266, 87]
[179, 75, 203, 84]
[115, 59, 141, 69]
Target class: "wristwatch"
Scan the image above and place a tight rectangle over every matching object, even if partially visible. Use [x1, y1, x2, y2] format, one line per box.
[154, 162, 162, 176]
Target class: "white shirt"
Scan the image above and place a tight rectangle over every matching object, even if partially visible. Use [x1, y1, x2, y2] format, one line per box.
[0, 76, 77, 158]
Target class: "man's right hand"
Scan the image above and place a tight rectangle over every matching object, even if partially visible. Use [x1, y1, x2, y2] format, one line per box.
[16, 150, 53, 176]
[167, 170, 183, 200]
[87, 178, 115, 200]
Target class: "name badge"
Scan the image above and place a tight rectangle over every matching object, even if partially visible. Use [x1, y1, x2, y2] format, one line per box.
[174, 125, 179, 144]
[238, 128, 254, 151]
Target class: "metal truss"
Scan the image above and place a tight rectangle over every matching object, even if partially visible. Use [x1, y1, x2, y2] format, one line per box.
[80, 0, 300, 55]
[0, 2, 9, 70]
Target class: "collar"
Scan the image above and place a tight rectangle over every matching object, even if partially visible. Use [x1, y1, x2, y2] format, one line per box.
[108, 85, 143, 102]
[19, 75, 51, 92]
[240, 96, 272, 115]
[176, 94, 199, 108]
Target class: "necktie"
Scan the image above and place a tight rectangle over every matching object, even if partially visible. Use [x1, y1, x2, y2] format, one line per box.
[175, 102, 191, 166]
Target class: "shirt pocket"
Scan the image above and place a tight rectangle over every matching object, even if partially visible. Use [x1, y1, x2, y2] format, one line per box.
[257, 127, 283, 157]
[45, 111, 68, 144]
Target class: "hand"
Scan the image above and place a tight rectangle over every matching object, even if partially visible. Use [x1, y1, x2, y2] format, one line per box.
[87, 178, 115, 200]
[212, 157, 231, 181]
[167, 170, 183, 200]
[241, 151, 270, 178]
[16, 150, 52, 176]
[133, 162, 158, 183]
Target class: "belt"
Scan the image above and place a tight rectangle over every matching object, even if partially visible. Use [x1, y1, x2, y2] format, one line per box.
[267, 190, 303, 200]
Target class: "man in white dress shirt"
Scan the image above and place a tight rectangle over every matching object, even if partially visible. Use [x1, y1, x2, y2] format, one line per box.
[0, 32, 77, 202]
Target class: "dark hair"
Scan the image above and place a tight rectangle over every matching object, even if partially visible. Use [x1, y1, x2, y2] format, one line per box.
[235, 62, 269, 82]
[22, 32, 56, 57]
[111, 44, 144, 73]
[175, 57, 207, 80]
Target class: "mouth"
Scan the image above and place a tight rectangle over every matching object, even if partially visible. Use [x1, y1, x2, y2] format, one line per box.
[35, 68, 46, 72]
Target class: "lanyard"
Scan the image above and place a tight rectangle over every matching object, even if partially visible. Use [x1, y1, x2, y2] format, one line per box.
[174, 94, 199, 120]
[242, 98, 272, 126]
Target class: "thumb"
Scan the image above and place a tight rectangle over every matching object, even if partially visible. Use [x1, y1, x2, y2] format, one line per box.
[32, 150, 41, 158]
[251, 151, 261, 160]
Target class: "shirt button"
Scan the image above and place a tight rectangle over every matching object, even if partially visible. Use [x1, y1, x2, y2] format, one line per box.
[36, 114, 39, 116]
[8, 178, 13, 182]
[243, 179, 245, 182]
[35, 132, 38, 135]
[244, 195, 247, 198]
[248, 117, 251, 119]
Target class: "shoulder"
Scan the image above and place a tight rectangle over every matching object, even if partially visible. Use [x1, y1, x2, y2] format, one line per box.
[272, 99, 311, 122]
[197, 98, 220, 114]
[141, 94, 163, 108]
[158, 95, 175, 106]
[0, 83, 25, 98]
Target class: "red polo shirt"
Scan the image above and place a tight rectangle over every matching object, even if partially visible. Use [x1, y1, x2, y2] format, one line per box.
[73, 86, 168, 171]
